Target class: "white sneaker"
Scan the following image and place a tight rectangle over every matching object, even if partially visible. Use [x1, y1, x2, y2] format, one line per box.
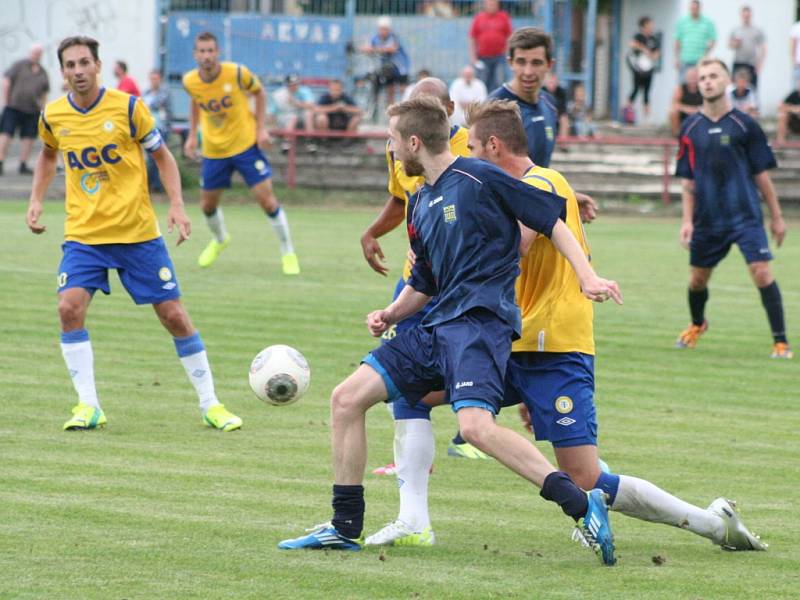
[707, 498, 768, 551]
[364, 520, 435, 547]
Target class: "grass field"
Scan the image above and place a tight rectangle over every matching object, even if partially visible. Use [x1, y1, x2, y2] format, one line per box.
[1, 199, 798, 600]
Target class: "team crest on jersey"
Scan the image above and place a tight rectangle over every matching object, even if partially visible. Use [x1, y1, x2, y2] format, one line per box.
[555, 396, 573, 414]
[103, 121, 114, 132]
[720, 134, 730, 146]
[545, 126, 554, 141]
[443, 204, 456, 223]
[159, 267, 173, 281]
[223, 83, 232, 92]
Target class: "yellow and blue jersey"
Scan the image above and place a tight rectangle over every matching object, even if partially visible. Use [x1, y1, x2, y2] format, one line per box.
[386, 124, 470, 279]
[513, 165, 594, 355]
[182, 62, 262, 159]
[39, 87, 163, 245]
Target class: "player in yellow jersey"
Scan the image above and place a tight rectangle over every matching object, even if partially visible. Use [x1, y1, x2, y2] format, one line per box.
[367, 99, 767, 552]
[183, 31, 298, 274]
[25, 36, 242, 432]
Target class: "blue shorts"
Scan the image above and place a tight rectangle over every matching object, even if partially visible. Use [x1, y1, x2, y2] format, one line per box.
[690, 226, 772, 268]
[201, 145, 272, 190]
[365, 308, 513, 415]
[503, 352, 598, 448]
[58, 238, 181, 305]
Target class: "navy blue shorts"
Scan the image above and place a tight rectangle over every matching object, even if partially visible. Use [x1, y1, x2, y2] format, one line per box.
[58, 238, 181, 305]
[365, 308, 513, 415]
[503, 352, 598, 448]
[201, 145, 272, 190]
[690, 226, 772, 268]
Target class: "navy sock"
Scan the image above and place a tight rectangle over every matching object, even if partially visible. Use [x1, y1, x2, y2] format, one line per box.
[540, 471, 589, 521]
[592, 471, 621, 506]
[331, 484, 364, 539]
[451, 431, 466, 445]
[758, 281, 788, 344]
[688, 288, 708, 326]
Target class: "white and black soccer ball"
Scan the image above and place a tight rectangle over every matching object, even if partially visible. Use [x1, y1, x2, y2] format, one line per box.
[249, 345, 310, 406]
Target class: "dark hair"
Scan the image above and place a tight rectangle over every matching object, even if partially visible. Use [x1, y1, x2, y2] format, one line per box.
[638, 16, 652, 28]
[57, 36, 100, 68]
[508, 27, 553, 61]
[386, 96, 450, 154]
[115, 60, 127, 73]
[465, 100, 528, 157]
[195, 31, 218, 47]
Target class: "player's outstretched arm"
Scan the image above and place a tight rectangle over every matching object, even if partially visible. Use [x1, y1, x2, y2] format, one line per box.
[26, 147, 58, 234]
[360, 196, 406, 275]
[754, 171, 786, 247]
[550, 220, 623, 304]
[152, 145, 191, 245]
[366, 284, 431, 337]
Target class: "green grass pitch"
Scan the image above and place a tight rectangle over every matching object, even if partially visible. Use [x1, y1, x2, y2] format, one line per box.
[0, 199, 798, 599]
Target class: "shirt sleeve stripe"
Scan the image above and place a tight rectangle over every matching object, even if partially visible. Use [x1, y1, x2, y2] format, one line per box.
[128, 95, 137, 138]
[40, 110, 53, 134]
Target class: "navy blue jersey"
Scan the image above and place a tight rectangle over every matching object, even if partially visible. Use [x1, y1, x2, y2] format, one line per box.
[406, 156, 566, 336]
[676, 109, 776, 232]
[488, 85, 558, 167]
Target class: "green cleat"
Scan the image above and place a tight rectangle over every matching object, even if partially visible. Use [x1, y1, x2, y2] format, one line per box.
[281, 252, 300, 275]
[447, 441, 490, 459]
[708, 498, 768, 551]
[198, 237, 230, 268]
[203, 404, 242, 432]
[63, 403, 106, 431]
[364, 521, 435, 547]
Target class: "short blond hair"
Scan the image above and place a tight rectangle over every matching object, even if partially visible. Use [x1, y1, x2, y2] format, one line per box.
[386, 96, 450, 154]
[697, 57, 730, 76]
[465, 100, 528, 157]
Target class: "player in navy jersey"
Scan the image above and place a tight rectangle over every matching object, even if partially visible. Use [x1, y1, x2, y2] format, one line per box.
[675, 58, 791, 358]
[279, 96, 622, 564]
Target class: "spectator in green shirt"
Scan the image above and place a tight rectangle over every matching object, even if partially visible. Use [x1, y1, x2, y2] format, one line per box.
[674, 0, 716, 81]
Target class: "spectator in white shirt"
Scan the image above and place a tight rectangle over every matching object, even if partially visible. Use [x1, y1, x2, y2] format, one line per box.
[449, 65, 488, 126]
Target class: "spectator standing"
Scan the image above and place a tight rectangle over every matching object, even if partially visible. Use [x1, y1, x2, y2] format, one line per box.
[669, 67, 703, 136]
[790, 18, 800, 86]
[469, 0, 512, 93]
[567, 84, 596, 137]
[728, 6, 765, 90]
[544, 73, 569, 136]
[0, 43, 49, 175]
[625, 16, 660, 124]
[314, 79, 362, 132]
[142, 69, 173, 192]
[449, 65, 487, 127]
[674, 0, 716, 80]
[361, 16, 410, 106]
[776, 81, 800, 144]
[726, 68, 758, 117]
[114, 60, 141, 96]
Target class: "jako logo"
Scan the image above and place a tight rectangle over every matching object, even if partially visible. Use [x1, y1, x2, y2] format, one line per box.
[67, 145, 120, 170]
[198, 96, 232, 112]
[455, 381, 473, 389]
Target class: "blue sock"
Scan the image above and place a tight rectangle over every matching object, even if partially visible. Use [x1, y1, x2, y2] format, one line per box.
[392, 397, 431, 420]
[452, 432, 466, 445]
[332, 484, 364, 539]
[173, 332, 204, 357]
[593, 471, 621, 506]
[540, 471, 589, 521]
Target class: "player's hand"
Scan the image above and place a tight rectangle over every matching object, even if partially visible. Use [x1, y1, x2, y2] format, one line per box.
[257, 128, 272, 149]
[407, 248, 417, 267]
[575, 192, 598, 223]
[167, 204, 191, 245]
[580, 275, 623, 305]
[771, 215, 786, 247]
[366, 309, 393, 337]
[26, 202, 46, 234]
[183, 135, 197, 161]
[518, 403, 533, 434]
[679, 222, 693, 249]
[361, 233, 388, 276]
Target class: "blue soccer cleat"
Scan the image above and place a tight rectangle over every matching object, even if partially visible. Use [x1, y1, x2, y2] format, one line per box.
[577, 489, 617, 566]
[278, 522, 363, 551]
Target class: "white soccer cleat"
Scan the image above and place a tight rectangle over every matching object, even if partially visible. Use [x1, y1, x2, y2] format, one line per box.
[364, 520, 435, 547]
[708, 498, 768, 551]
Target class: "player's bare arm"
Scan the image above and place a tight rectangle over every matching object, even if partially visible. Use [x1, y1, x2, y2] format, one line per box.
[366, 284, 431, 336]
[550, 220, 623, 304]
[754, 170, 786, 247]
[519, 222, 538, 256]
[152, 144, 191, 245]
[680, 178, 695, 249]
[360, 196, 406, 275]
[183, 100, 200, 159]
[253, 87, 271, 148]
[26, 146, 59, 234]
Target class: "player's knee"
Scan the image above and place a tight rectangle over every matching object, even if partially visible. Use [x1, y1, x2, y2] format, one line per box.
[57, 297, 84, 327]
[750, 263, 772, 287]
[330, 382, 361, 418]
[458, 417, 490, 449]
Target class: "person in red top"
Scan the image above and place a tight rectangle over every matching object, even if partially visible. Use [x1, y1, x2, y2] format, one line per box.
[114, 60, 141, 96]
[469, 0, 512, 93]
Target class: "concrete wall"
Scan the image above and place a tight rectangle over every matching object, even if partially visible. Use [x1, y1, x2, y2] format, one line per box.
[0, 0, 157, 104]
[619, 0, 795, 122]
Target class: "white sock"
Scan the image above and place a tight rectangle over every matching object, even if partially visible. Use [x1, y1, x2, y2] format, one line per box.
[612, 474, 725, 543]
[60, 336, 100, 409]
[174, 333, 219, 412]
[205, 208, 228, 243]
[395, 419, 434, 531]
[266, 207, 294, 255]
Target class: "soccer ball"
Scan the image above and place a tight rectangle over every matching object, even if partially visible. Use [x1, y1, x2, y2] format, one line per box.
[249, 345, 310, 406]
